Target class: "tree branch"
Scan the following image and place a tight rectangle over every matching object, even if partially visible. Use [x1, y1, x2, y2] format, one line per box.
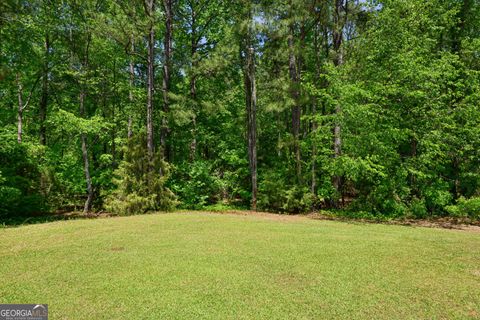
[21, 74, 42, 111]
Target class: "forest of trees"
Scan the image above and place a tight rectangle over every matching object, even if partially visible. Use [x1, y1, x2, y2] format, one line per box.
[1, 0, 479, 219]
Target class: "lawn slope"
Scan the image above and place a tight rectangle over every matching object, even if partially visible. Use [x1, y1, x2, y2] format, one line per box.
[0, 212, 479, 319]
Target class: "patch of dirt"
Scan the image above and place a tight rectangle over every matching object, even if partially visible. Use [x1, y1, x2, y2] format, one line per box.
[308, 213, 480, 233]
[198, 210, 309, 222]
[109, 246, 125, 252]
[57, 211, 116, 219]
[392, 219, 480, 233]
[274, 272, 309, 288]
[48, 210, 480, 233]
[196, 210, 480, 233]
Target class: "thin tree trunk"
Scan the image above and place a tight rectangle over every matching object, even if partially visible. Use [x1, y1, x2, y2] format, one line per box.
[245, 34, 257, 211]
[145, 0, 155, 162]
[311, 26, 319, 195]
[128, 35, 135, 140]
[16, 73, 23, 144]
[127, 117, 133, 140]
[39, 33, 49, 145]
[161, 0, 173, 161]
[111, 57, 118, 166]
[79, 35, 93, 213]
[80, 91, 93, 213]
[189, 74, 197, 161]
[288, 8, 301, 182]
[189, 5, 197, 162]
[332, 0, 345, 198]
[452, 0, 471, 53]
[16, 72, 40, 144]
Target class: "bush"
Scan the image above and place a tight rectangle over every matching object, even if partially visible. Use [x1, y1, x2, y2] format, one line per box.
[0, 131, 47, 219]
[169, 161, 223, 209]
[258, 170, 313, 213]
[0, 177, 22, 218]
[409, 197, 428, 219]
[445, 197, 480, 219]
[104, 134, 177, 215]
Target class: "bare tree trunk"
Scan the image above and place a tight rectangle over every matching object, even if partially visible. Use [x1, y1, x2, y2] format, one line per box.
[145, 0, 156, 162]
[243, 5, 258, 211]
[127, 117, 133, 140]
[311, 27, 319, 195]
[311, 111, 317, 195]
[79, 36, 93, 213]
[39, 33, 49, 145]
[161, 0, 173, 161]
[189, 74, 197, 161]
[245, 34, 257, 210]
[111, 58, 118, 166]
[128, 35, 135, 140]
[288, 8, 301, 182]
[332, 0, 346, 198]
[80, 91, 93, 213]
[16, 72, 40, 144]
[16, 73, 23, 144]
[189, 4, 197, 162]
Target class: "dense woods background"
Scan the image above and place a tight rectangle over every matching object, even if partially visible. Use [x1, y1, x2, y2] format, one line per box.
[1, 0, 479, 219]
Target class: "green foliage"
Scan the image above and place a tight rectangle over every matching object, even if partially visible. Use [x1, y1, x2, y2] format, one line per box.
[169, 161, 223, 210]
[1, 0, 479, 219]
[0, 171, 22, 218]
[202, 202, 245, 212]
[104, 134, 177, 215]
[409, 198, 428, 219]
[49, 109, 109, 137]
[445, 197, 480, 219]
[0, 131, 46, 218]
[258, 170, 314, 213]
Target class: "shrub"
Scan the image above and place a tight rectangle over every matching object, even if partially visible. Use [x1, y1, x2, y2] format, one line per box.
[169, 161, 223, 209]
[258, 170, 313, 213]
[104, 134, 177, 215]
[445, 197, 480, 219]
[0, 131, 47, 218]
[409, 197, 428, 219]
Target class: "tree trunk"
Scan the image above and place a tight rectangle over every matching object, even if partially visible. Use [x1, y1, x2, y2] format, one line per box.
[311, 106, 317, 195]
[128, 35, 135, 140]
[245, 42, 257, 210]
[452, 0, 471, 53]
[127, 117, 133, 140]
[243, 6, 258, 211]
[189, 5, 197, 162]
[145, 0, 155, 162]
[79, 36, 93, 213]
[161, 0, 173, 161]
[189, 75, 197, 161]
[332, 0, 345, 197]
[311, 24, 321, 195]
[80, 91, 93, 213]
[111, 57, 118, 167]
[16, 73, 23, 144]
[288, 13, 301, 182]
[39, 33, 49, 145]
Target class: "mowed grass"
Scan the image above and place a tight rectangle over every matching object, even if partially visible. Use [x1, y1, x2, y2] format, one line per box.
[0, 212, 479, 319]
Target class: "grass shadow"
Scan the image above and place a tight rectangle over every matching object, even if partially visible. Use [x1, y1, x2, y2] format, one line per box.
[0, 211, 116, 228]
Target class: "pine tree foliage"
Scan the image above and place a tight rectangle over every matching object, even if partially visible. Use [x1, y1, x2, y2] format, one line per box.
[105, 134, 177, 215]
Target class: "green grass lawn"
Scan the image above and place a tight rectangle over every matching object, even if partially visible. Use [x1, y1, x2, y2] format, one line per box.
[0, 212, 479, 319]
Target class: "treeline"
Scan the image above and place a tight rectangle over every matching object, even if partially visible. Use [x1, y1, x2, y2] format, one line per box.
[0, 0, 479, 219]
